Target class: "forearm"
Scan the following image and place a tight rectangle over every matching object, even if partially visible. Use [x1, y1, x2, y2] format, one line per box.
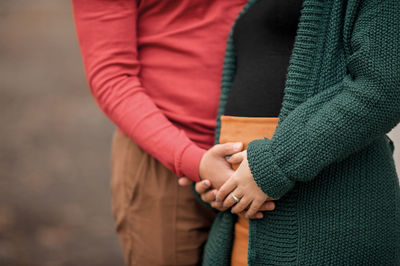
[247, 0, 400, 198]
[72, 0, 205, 181]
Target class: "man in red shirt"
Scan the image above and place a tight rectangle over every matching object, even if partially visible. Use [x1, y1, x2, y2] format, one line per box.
[72, 0, 247, 264]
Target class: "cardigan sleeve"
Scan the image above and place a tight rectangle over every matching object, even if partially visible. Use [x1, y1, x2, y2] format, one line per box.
[246, 0, 400, 199]
[71, 0, 205, 181]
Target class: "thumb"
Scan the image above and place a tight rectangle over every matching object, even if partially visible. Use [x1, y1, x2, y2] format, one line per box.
[214, 142, 243, 156]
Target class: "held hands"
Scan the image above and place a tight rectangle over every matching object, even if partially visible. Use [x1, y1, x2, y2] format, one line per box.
[195, 179, 275, 219]
[178, 144, 276, 219]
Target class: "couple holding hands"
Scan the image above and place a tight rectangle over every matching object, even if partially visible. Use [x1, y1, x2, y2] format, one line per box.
[73, 0, 400, 265]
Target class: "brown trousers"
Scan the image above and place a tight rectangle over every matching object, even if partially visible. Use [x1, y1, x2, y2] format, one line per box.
[110, 128, 216, 266]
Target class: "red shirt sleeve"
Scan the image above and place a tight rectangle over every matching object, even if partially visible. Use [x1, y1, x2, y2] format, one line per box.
[71, 0, 205, 181]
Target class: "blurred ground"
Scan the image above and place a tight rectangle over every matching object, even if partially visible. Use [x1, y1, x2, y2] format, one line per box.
[0, 1, 399, 266]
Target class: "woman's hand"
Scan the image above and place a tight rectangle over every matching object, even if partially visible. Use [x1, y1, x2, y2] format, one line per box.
[195, 179, 276, 219]
[216, 150, 276, 218]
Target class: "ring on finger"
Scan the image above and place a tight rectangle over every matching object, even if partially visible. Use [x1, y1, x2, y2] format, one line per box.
[231, 193, 240, 203]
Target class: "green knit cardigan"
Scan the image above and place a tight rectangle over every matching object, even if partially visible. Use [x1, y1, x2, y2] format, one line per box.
[203, 0, 400, 265]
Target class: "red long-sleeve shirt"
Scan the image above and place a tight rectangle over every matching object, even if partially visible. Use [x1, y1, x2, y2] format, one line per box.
[72, 0, 246, 181]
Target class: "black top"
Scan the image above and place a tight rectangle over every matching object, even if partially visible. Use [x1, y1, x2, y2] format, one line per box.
[224, 0, 303, 117]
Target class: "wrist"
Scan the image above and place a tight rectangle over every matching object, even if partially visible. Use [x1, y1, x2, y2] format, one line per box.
[247, 138, 295, 199]
[179, 143, 206, 182]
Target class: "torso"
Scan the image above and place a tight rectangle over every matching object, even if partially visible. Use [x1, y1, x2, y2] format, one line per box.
[137, 0, 247, 148]
[224, 0, 303, 117]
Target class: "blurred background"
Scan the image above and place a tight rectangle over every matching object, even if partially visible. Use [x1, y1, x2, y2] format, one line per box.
[0, 1, 399, 266]
[0, 0, 123, 265]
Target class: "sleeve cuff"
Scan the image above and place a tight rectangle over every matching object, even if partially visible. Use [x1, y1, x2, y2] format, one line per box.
[247, 138, 295, 199]
[178, 143, 206, 182]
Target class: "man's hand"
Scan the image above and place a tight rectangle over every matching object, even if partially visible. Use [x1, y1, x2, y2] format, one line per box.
[198, 142, 243, 189]
[178, 142, 243, 188]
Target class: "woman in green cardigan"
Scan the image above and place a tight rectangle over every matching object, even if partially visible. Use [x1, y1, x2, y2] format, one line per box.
[193, 0, 400, 264]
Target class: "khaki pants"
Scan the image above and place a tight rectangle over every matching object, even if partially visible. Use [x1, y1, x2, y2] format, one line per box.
[110, 128, 216, 266]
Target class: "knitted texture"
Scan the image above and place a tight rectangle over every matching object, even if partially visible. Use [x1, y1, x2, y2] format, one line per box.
[204, 0, 400, 265]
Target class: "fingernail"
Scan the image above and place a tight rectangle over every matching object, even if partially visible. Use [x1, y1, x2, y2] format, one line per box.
[231, 209, 235, 214]
[204, 180, 209, 187]
[245, 214, 249, 219]
[234, 142, 242, 150]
